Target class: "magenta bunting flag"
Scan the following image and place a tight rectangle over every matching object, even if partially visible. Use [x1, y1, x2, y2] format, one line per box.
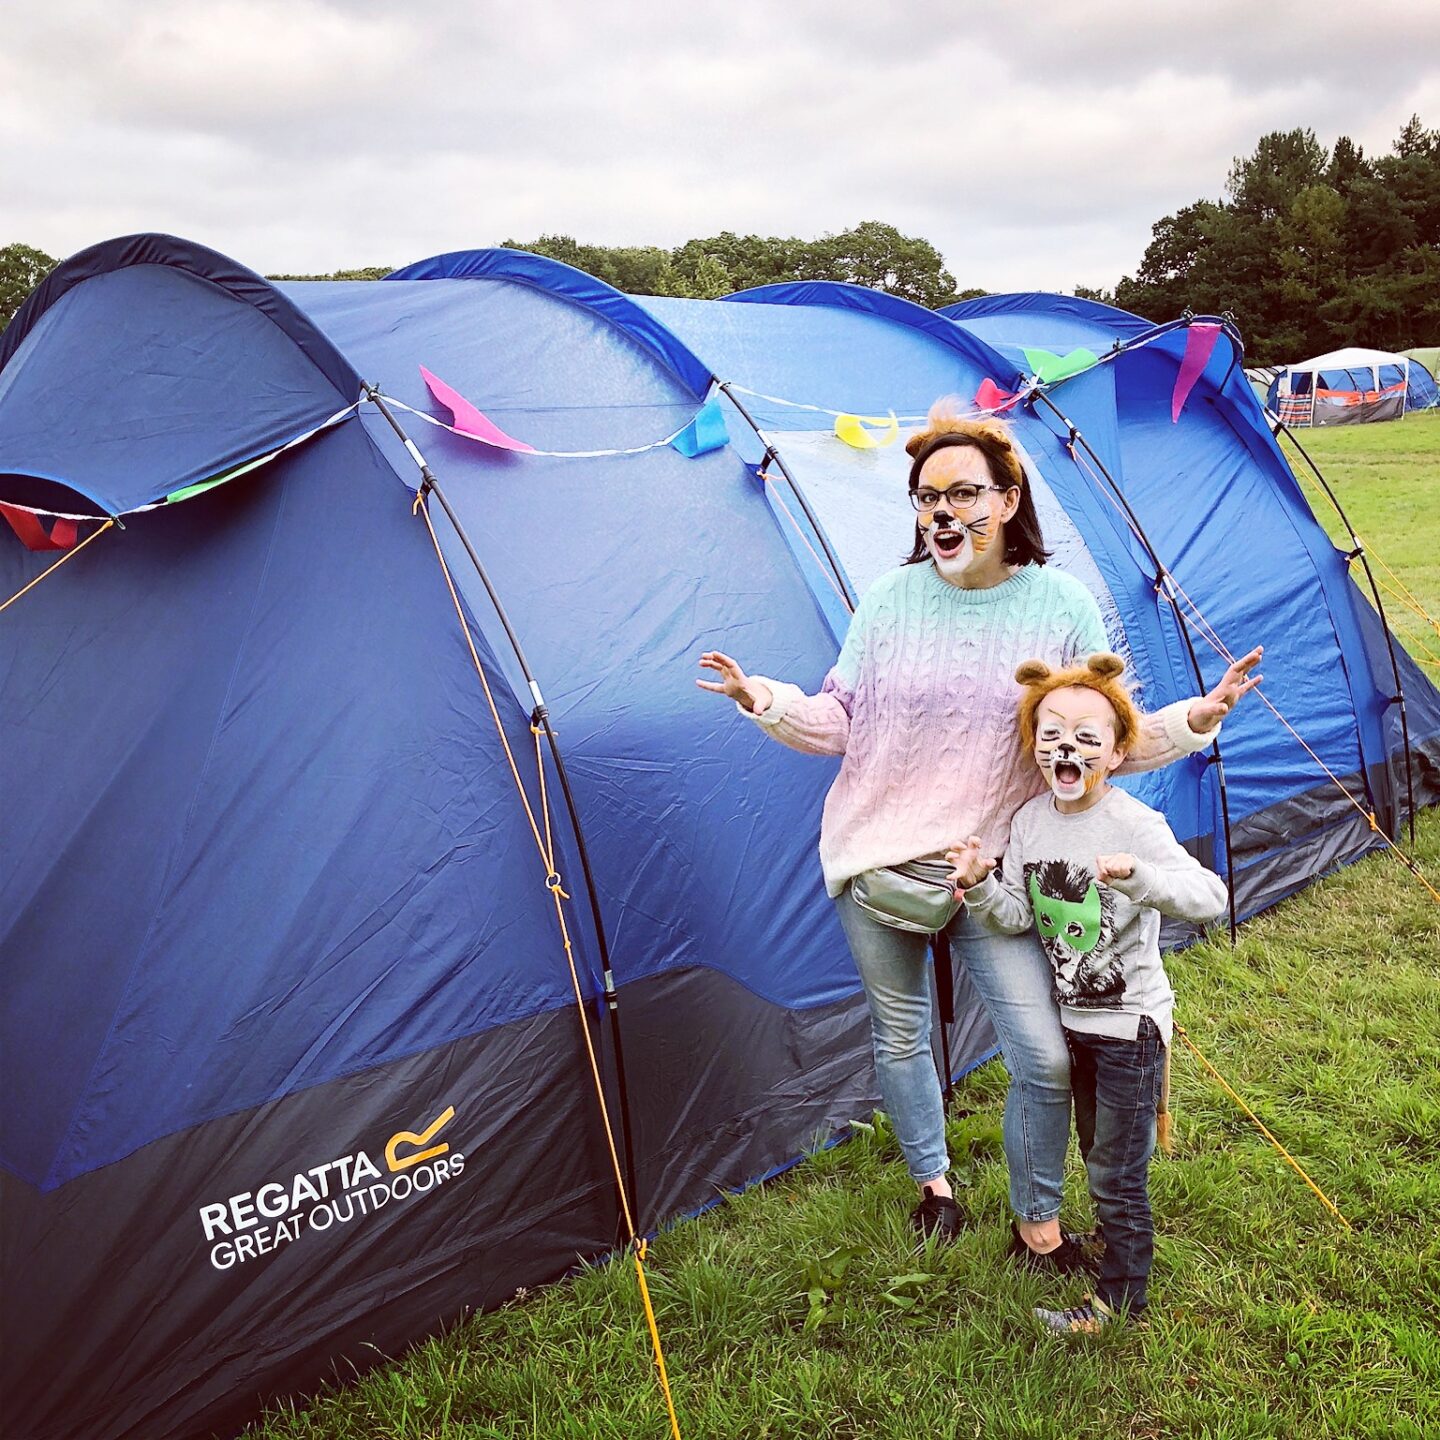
[1171, 324, 1221, 422]
[975, 378, 1019, 413]
[420, 366, 537, 452]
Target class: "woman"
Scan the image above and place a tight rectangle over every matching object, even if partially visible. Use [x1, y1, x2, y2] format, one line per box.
[697, 411, 1260, 1268]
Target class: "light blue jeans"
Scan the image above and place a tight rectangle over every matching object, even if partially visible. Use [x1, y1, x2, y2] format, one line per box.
[835, 885, 1071, 1220]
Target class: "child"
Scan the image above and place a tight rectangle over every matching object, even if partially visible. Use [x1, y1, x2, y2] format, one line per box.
[946, 653, 1227, 1332]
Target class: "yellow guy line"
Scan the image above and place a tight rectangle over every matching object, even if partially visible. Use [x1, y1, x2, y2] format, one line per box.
[0, 519, 115, 617]
[416, 494, 683, 1440]
[1174, 1024, 1352, 1230]
[1372, 577, 1440, 667]
[1167, 582, 1440, 905]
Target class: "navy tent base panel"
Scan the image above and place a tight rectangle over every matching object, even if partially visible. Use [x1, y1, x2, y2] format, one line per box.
[1231, 736, 1440, 919]
[1, 964, 996, 1440]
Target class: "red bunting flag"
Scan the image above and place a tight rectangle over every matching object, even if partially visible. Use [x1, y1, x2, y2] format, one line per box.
[975, 379, 1020, 414]
[0, 503, 78, 552]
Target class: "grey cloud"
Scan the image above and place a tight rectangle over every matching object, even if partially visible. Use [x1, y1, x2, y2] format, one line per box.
[2, 1, 1435, 292]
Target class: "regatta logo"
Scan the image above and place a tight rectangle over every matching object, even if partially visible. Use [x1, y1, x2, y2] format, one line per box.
[198, 1106, 464, 1272]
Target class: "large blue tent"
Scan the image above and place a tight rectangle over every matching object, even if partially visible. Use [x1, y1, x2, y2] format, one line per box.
[2, 240, 1437, 1439]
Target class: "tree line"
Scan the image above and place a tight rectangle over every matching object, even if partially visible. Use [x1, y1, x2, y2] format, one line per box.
[1110, 116, 1440, 363]
[3, 118, 1436, 364]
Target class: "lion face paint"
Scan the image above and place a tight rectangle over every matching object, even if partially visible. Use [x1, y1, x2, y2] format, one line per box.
[1033, 685, 1126, 812]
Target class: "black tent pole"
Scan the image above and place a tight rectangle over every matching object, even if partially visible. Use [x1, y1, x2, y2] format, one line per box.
[1272, 418, 1417, 849]
[1032, 390, 1241, 945]
[716, 381, 857, 613]
[362, 384, 640, 1229]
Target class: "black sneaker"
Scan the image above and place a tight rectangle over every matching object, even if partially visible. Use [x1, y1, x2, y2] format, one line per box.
[1006, 1220, 1099, 1276]
[911, 1186, 962, 1243]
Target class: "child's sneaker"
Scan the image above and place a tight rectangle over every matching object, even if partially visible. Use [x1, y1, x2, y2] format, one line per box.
[1006, 1220, 1099, 1276]
[1034, 1294, 1124, 1334]
[910, 1186, 961, 1243]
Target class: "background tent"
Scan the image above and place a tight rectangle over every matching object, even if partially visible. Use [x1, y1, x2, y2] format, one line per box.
[1265, 346, 1438, 426]
[1245, 365, 1282, 411]
[1402, 345, 1440, 382]
[3, 241, 1439, 1439]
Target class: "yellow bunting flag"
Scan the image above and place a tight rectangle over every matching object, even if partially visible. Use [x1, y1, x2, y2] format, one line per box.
[834, 410, 898, 449]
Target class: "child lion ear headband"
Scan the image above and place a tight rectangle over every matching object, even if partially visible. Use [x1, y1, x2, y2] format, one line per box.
[1015, 653, 1126, 687]
[1014, 652, 1140, 753]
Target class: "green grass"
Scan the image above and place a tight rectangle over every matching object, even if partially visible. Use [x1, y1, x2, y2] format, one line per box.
[249, 414, 1440, 1440]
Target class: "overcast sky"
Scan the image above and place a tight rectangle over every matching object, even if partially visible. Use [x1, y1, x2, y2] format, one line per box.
[3, 2, 1437, 294]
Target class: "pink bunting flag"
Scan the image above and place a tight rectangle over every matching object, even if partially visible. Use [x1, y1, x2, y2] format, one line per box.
[975, 378, 1019, 414]
[1171, 324, 1221, 422]
[420, 366, 537, 453]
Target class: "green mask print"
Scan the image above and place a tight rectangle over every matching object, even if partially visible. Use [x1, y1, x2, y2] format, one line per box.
[1029, 872, 1103, 954]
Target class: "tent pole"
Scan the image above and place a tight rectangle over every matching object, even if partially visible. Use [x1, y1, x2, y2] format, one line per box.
[1274, 419, 1417, 848]
[716, 381, 857, 612]
[362, 385, 641, 1230]
[1032, 391, 1240, 945]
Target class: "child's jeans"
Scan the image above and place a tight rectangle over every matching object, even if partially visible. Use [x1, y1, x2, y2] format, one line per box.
[1067, 1017, 1164, 1316]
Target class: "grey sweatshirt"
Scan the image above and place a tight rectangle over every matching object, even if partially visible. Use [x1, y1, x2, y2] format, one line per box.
[963, 785, 1227, 1045]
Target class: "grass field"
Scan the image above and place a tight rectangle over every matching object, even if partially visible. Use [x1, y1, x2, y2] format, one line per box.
[250, 414, 1440, 1440]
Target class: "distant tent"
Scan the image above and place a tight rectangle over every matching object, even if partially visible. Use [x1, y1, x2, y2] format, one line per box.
[1402, 345, 1440, 383]
[3, 243, 1439, 1440]
[1266, 346, 1438, 425]
[1245, 365, 1282, 412]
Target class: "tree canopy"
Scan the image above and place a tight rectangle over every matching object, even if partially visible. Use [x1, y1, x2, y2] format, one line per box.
[499, 221, 962, 307]
[1112, 116, 1440, 363]
[0, 243, 58, 332]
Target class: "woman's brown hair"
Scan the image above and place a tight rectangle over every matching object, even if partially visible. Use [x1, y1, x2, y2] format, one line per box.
[901, 402, 1051, 568]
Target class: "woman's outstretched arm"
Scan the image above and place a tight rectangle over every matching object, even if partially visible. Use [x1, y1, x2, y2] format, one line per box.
[697, 650, 853, 756]
[1118, 645, 1263, 774]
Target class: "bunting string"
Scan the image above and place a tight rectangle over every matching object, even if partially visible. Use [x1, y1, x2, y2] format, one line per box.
[376, 392, 710, 460]
[0, 402, 362, 523]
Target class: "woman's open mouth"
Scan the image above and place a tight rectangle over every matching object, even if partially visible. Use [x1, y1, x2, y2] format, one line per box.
[932, 527, 966, 559]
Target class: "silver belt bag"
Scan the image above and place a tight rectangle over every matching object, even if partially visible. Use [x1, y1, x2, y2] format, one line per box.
[850, 859, 961, 934]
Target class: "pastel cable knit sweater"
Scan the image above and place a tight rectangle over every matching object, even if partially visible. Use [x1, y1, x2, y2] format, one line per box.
[746, 562, 1213, 897]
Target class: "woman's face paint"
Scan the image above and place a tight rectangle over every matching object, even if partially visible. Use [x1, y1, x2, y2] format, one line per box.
[1033, 686, 1126, 810]
[914, 447, 1013, 581]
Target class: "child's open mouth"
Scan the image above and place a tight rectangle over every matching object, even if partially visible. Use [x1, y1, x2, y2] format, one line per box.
[1054, 760, 1083, 786]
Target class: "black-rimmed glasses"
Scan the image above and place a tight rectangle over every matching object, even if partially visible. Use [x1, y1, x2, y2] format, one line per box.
[908, 482, 1010, 512]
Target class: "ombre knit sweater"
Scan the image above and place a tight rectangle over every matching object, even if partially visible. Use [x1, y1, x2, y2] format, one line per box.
[746, 562, 1214, 898]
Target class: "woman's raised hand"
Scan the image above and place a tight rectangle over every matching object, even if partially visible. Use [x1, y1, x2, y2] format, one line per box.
[945, 837, 996, 895]
[696, 651, 772, 716]
[1188, 644, 1263, 733]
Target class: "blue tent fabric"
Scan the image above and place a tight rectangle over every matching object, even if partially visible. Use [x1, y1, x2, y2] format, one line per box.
[0, 420, 576, 1191]
[386, 247, 715, 399]
[0, 235, 362, 515]
[3, 244, 1438, 1440]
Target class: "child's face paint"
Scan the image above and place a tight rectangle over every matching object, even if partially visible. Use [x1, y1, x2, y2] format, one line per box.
[1033, 686, 1126, 810]
[914, 447, 1015, 582]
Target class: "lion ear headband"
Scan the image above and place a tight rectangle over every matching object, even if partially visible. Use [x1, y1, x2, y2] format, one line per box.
[1015, 653, 1126, 688]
